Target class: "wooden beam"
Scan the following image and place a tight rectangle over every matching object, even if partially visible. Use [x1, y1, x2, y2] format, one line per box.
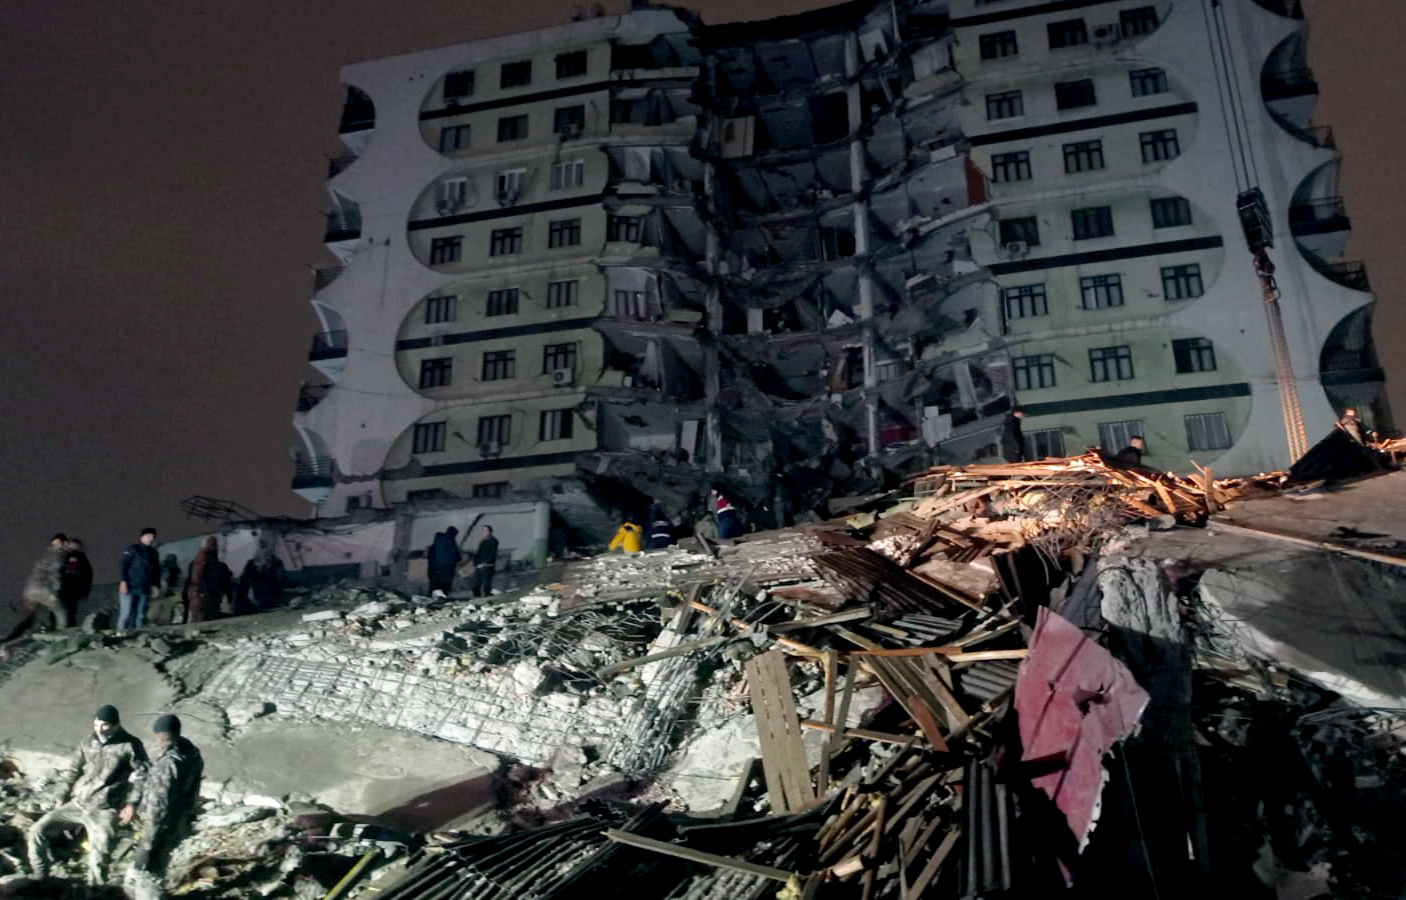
[602, 829, 799, 882]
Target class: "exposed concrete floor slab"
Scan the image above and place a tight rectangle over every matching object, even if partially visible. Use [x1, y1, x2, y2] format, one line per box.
[1213, 469, 1406, 556]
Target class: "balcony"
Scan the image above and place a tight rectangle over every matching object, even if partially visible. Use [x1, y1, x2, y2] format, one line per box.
[1251, 0, 1303, 18]
[309, 330, 348, 361]
[312, 264, 346, 292]
[338, 88, 375, 135]
[324, 208, 362, 243]
[1262, 67, 1318, 102]
[1289, 197, 1350, 236]
[327, 153, 359, 178]
[291, 455, 335, 503]
[1318, 261, 1370, 292]
[297, 382, 332, 413]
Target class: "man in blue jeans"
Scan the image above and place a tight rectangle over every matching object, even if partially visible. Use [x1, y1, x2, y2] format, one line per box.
[118, 528, 161, 629]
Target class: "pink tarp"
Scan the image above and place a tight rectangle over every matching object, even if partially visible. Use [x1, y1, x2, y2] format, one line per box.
[1014, 607, 1151, 850]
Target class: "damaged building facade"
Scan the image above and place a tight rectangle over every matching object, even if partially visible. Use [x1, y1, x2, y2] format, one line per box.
[292, 0, 1382, 518]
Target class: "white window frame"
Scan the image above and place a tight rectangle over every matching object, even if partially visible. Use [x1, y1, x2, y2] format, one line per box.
[551, 159, 584, 191]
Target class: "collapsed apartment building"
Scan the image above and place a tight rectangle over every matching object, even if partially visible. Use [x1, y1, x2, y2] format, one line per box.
[291, 0, 1386, 536]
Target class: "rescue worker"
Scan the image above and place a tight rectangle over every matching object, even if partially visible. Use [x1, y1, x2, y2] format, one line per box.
[59, 538, 93, 629]
[28, 705, 147, 885]
[469, 525, 499, 598]
[645, 507, 674, 550]
[1000, 408, 1027, 462]
[1337, 407, 1365, 443]
[608, 517, 644, 554]
[10, 534, 70, 639]
[428, 526, 462, 594]
[1111, 435, 1146, 467]
[123, 715, 203, 900]
[183, 537, 221, 624]
[118, 528, 161, 630]
[713, 491, 742, 540]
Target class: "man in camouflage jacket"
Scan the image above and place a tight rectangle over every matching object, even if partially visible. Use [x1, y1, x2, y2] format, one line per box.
[28, 705, 147, 884]
[124, 714, 203, 899]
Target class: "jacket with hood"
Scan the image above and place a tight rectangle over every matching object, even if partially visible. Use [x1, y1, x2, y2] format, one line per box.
[23, 545, 67, 608]
[131, 736, 203, 834]
[60, 729, 148, 810]
[120, 542, 161, 592]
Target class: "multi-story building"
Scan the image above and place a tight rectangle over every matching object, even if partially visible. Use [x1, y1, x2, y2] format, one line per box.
[292, 0, 1383, 517]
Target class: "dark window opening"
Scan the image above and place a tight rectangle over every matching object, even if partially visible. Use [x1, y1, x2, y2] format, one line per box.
[497, 115, 528, 142]
[1047, 19, 1088, 48]
[1063, 140, 1104, 173]
[548, 218, 582, 248]
[556, 50, 588, 79]
[412, 421, 446, 454]
[443, 70, 475, 101]
[489, 227, 523, 256]
[429, 236, 462, 265]
[1013, 354, 1056, 390]
[1071, 206, 1114, 240]
[438, 125, 471, 152]
[991, 151, 1031, 182]
[486, 288, 519, 317]
[1140, 129, 1180, 162]
[482, 350, 516, 381]
[419, 357, 452, 389]
[1173, 337, 1217, 373]
[425, 295, 458, 324]
[500, 60, 532, 89]
[986, 90, 1023, 120]
[1130, 68, 1169, 97]
[1151, 197, 1193, 228]
[477, 415, 511, 445]
[1089, 345, 1134, 382]
[1121, 7, 1160, 37]
[543, 342, 577, 373]
[999, 216, 1040, 247]
[547, 280, 579, 308]
[1080, 274, 1124, 309]
[979, 31, 1019, 59]
[1054, 79, 1097, 110]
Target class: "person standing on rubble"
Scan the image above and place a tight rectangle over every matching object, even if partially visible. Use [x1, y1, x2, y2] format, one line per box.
[713, 490, 742, 540]
[428, 526, 462, 594]
[645, 506, 674, 550]
[9, 534, 71, 639]
[59, 537, 93, 629]
[118, 528, 161, 630]
[469, 525, 499, 597]
[123, 715, 203, 900]
[609, 516, 644, 554]
[183, 537, 222, 624]
[28, 705, 148, 885]
[1337, 407, 1366, 443]
[1111, 435, 1146, 467]
[1000, 407, 1027, 462]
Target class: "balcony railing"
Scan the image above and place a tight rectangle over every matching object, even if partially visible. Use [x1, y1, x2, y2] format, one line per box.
[297, 383, 332, 412]
[1262, 67, 1318, 101]
[1251, 0, 1304, 18]
[312, 264, 345, 292]
[292, 456, 335, 489]
[1289, 197, 1350, 235]
[339, 89, 375, 134]
[1281, 122, 1335, 149]
[309, 330, 349, 360]
[324, 209, 362, 242]
[327, 153, 359, 178]
[1319, 260, 1370, 292]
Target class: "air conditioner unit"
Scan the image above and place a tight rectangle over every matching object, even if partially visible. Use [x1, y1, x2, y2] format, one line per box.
[1003, 241, 1029, 257]
[550, 368, 575, 387]
[479, 441, 503, 458]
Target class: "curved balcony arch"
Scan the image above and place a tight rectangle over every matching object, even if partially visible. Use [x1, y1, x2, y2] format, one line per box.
[1260, 32, 1331, 148]
[337, 86, 375, 156]
[1250, 0, 1303, 20]
[1318, 307, 1388, 432]
[1288, 160, 1369, 292]
[291, 426, 335, 505]
[309, 302, 349, 380]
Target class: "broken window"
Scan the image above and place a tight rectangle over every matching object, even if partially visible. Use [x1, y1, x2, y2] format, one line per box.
[482, 350, 515, 381]
[419, 357, 452, 389]
[443, 70, 475, 102]
[412, 421, 446, 454]
[539, 408, 574, 441]
[1024, 428, 1066, 460]
[985, 90, 1023, 120]
[1130, 67, 1169, 97]
[489, 227, 523, 256]
[486, 288, 519, 317]
[429, 236, 462, 265]
[472, 482, 508, 498]
[552, 159, 584, 190]
[1002, 284, 1048, 319]
[1071, 206, 1114, 240]
[1151, 197, 1193, 228]
[1080, 274, 1123, 309]
[500, 60, 532, 89]
[1047, 19, 1088, 49]
[497, 115, 528, 142]
[547, 280, 579, 308]
[1121, 7, 1160, 37]
[548, 218, 582, 248]
[556, 50, 588, 79]
[979, 31, 1019, 60]
[543, 342, 577, 373]
[439, 124, 470, 152]
[809, 92, 850, 143]
[1162, 264, 1204, 300]
[1054, 79, 1097, 110]
[999, 216, 1040, 247]
[1098, 419, 1143, 450]
[608, 215, 643, 242]
[1089, 345, 1134, 382]
[1185, 411, 1232, 451]
[1063, 140, 1104, 173]
[1173, 337, 1217, 373]
[1140, 129, 1180, 162]
[554, 105, 585, 135]
[424, 294, 458, 324]
[614, 289, 647, 319]
[990, 151, 1031, 183]
[476, 414, 511, 445]
[1013, 354, 1056, 390]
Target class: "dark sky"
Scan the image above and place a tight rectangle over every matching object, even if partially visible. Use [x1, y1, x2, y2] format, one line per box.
[0, 0, 1402, 594]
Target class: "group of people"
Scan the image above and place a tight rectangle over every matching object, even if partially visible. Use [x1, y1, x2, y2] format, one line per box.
[608, 491, 742, 555]
[426, 524, 499, 597]
[1001, 407, 1147, 466]
[27, 704, 202, 897]
[14, 534, 93, 637]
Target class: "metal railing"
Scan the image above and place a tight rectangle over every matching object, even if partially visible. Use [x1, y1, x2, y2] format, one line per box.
[312, 264, 345, 292]
[292, 456, 335, 488]
[297, 383, 332, 412]
[309, 330, 349, 359]
[327, 153, 358, 178]
[1289, 197, 1350, 234]
[338, 91, 375, 133]
[1261, 67, 1318, 101]
[1319, 260, 1370, 292]
[1279, 121, 1335, 149]
[324, 208, 362, 242]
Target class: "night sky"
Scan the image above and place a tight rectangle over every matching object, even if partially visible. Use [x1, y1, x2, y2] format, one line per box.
[0, 0, 1402, 596]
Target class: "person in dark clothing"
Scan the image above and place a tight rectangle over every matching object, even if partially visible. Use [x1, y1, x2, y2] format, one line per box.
[7, 534, 71, 642]
[1337, 407, 1366, 443]
[237, 546, 284, 614]
[1111, 435, 1146, 466]
[1000, 408, 1027, 462]
[59, 538, 93, 628]
[645, 506, 674, 550]
[713, 491, 742, 540]
[123, 714, 202, 900]
[161, 554, 182, 596]
[428, 527, 462, 594]
[119, 528, 161, 630]
[183, 537, 222, 624]
[470, 525, 499, 598]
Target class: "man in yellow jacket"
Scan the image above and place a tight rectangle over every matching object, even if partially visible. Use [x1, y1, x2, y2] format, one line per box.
[608, 518, 643, 554]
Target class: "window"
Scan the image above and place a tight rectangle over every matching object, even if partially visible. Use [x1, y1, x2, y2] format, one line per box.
[540, 408, 574, 441]
[436, 178, 469, 212]
[1054, 79, 1097, 110]
[979, 31, 1019, 59]
[1002, 284, 1048, 319]
[556, 50, 588, 79]
[489, 227, 523, 256]
[413, 421, 446, 454]
[1089, 345, 1134, 382]
[424, 295, 458, 324]
[497, 115, 528, 142]
[444, 70, 475, 101]
[472, 482, 508, 499]
[547, 280, 579, 308]
[1121, 7, 1160, 37]
[608, 215, 643, 241]
[477, 414, 511, 445]
[496, 169, 525, 200]
[486, 288, 519, 317]
[1071, 206, 1114, 240]
[1047, 19, 1088, 48]
[552, 159, 584, 190]
[543, 342, 577, 373]
[1130, 67, 1169, 97]
[1099, 419, 1144, 452]
[482, 350, 515, 381]
[1162, 264, 1204, 300]
[990, 151, 1031, 183]
[500, 60, 532, 89]
[554, 105, 585, 134]
[1151, 197, 1193, 228]
[1024, 428, 1066, 460]
[1063, 140, 1105, 173]
[1013, 354, 1056, 390]
[419, 357, 452, 389]
[985, 90, 1024, 120]
[614, 289, 647, 319]
[1080, 274, 1124, 309]
[438, 124, 471, 152]
[430, 236, 462, 265]
[999, 216, 1040, 247]
[1140, 129, 1180, 162]
[1185, 411, 1232, 451]
[1173, 337, 1217, 373]
[548, 218, 581, 248]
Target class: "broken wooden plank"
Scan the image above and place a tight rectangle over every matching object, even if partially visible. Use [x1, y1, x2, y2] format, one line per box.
[906, 828, 961, 897]
[745, 650, 815, 814]
[602, 829, 798, 882]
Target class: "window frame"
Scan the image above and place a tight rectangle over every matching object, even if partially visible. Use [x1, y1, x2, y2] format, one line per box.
[547, 279, 579, 308]
[424, 294, 458, 324]
[429, 236, 463, 265]
[1173, 337, 1217, 373]
[1002, 283, 1048, 320]
[1054, 79, 1097, 111]
[496, 114, 528, 143]
[472, 482, 508, 499]
[1079, 273, 1124, 309]
[539, 408, 575, 441]
[542, 342, 578, 373]
[1161, 264, 1205, 300]
[412, 421, 447, 454]
[1089, 345, 1134, 382]
[1120, 7, 1160, 37]
[553, 105, 585, 134]
[1062, 139, 1105, 174]
[1099, 419, 1144, 452]
[547, 218, 582, 249]
[489, 227, 524, 257]
[1129, 67, 1169, 97]
[1071, 206, 1115, 240]
[555, 50, 588, 80]
[481, 349, 516, 381]
[443, 70, 475, 102]
[1185, 411, 1232, 451]
[476, 414, 512, 446]
[985, 89, 1024, 120]
[485, 288, 519, 317]
[999, 216, 1040, 247]
[500, 59, 532, 89]
[1047, 18, 1089, 49]
[1150, 196, 1193, 228]
[990, 150, 1032, 183]
[438, 124, 471, 152]
[1140, 129, 1180, 162]
[419, 357, 453, 389]
[1013, 353, 1057, 390]
[979, 31, 1019, 60]
[1024, 428, 1066, 460]
[607, 214, 644, 241]
[551, 159, 584, 191]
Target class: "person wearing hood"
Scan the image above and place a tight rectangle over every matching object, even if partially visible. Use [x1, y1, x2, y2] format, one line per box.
[608, 517, 643, 554]
[8, 534, 70, 641]
[28, 705, 148, 885]
[428, 526, 462, 594]
[123, 715, 203, 900]
[183, 537, 221, 624]
[59, 537, 93, 629]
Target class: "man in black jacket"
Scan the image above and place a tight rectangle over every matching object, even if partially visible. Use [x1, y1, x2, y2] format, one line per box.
[124, 714, 202, 900]
[1111, 435, 1146, 466]
[60, 538, 93, 628]
[1000, 408, 1027, 462]
[469, 525, 499, 598]
[428, 527, 462, 594]
[118, 528, 161, 630]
